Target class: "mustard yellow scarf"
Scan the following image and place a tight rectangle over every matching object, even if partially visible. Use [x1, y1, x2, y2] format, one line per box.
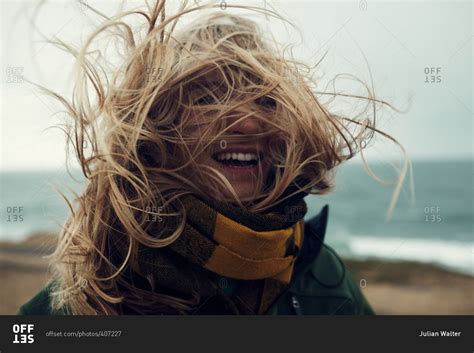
[136, 193, 307, 314]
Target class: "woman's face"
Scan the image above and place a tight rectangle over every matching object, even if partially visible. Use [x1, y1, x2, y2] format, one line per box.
[183, 71, 275, 203]
[193, 115, 272, 202]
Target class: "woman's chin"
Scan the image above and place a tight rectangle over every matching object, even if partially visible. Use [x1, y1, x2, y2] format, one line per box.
[194, 159, 270, 204]
[219, 182, 266, 204]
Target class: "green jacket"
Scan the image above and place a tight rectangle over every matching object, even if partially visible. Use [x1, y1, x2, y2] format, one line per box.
[17, 205, 374, 315]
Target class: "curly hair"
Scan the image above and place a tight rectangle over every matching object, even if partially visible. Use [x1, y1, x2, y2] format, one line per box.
[29, 0, 409, 314]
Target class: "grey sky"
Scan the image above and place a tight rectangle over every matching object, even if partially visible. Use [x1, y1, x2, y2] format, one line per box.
[1, 0, 472, 171]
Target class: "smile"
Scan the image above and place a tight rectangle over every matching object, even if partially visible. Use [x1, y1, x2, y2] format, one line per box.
[211, 151, 262, 168]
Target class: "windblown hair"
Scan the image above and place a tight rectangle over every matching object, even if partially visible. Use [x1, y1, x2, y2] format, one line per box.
[32, 1, 409, 314]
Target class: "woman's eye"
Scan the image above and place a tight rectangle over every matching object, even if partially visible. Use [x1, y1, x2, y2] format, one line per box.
[256, 96, 277, 109]
[194, 94, 215, 105]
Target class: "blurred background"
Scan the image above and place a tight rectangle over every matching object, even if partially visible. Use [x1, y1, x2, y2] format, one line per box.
[1, 0, 472, 314]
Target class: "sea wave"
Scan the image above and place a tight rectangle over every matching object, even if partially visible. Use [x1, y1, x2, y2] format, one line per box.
[333, 235, 474, 277]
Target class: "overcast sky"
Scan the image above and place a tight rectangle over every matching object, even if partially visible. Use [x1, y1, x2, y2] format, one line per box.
[1, 0, 472, 171]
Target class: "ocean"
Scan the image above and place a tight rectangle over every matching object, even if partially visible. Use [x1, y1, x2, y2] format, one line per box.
[1, 160, 472, 276]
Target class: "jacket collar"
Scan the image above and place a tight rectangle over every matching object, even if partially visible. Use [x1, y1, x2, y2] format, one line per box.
[291, 204, 329, 281]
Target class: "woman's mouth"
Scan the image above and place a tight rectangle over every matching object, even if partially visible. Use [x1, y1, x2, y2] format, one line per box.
[211, 151, 262, 169]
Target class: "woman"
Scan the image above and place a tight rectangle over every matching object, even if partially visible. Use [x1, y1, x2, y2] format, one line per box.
[17, 1, 400, 315]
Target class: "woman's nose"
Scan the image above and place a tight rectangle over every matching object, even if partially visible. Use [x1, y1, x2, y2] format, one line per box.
[227, 117, 263, 135]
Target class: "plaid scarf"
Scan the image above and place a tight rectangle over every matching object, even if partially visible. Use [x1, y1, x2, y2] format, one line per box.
[136, 194, 307, 314]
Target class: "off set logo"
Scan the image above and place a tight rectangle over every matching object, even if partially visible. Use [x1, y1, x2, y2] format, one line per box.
[12, 323, 35, 344]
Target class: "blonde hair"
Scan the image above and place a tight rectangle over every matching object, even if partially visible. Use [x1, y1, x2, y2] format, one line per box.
[31, 1, 409, 314]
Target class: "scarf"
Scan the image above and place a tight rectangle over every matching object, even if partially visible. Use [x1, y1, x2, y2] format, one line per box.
[134, 193, 307, 314]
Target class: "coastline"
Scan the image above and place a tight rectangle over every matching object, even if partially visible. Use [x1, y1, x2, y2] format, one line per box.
[1, 233, 473, 315]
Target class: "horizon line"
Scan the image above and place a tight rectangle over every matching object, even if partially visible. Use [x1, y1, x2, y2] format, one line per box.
[1, 157, 473, 173]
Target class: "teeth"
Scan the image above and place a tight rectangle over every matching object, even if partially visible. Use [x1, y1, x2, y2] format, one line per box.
[215, 152, 259, 161]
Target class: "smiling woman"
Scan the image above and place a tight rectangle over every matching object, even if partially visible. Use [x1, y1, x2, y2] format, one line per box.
[177, 68, 275, 203]
[16, 0, 401, 315]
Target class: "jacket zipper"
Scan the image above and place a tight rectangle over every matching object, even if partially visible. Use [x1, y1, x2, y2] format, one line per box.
[290, 295, 302, 315]
[267, 255, 316, 315]
[267, 220, 327, 315]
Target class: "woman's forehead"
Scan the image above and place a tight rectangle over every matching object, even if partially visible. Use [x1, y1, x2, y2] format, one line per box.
[190, 67, 229, 84]
[186, 66, 262, 90]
